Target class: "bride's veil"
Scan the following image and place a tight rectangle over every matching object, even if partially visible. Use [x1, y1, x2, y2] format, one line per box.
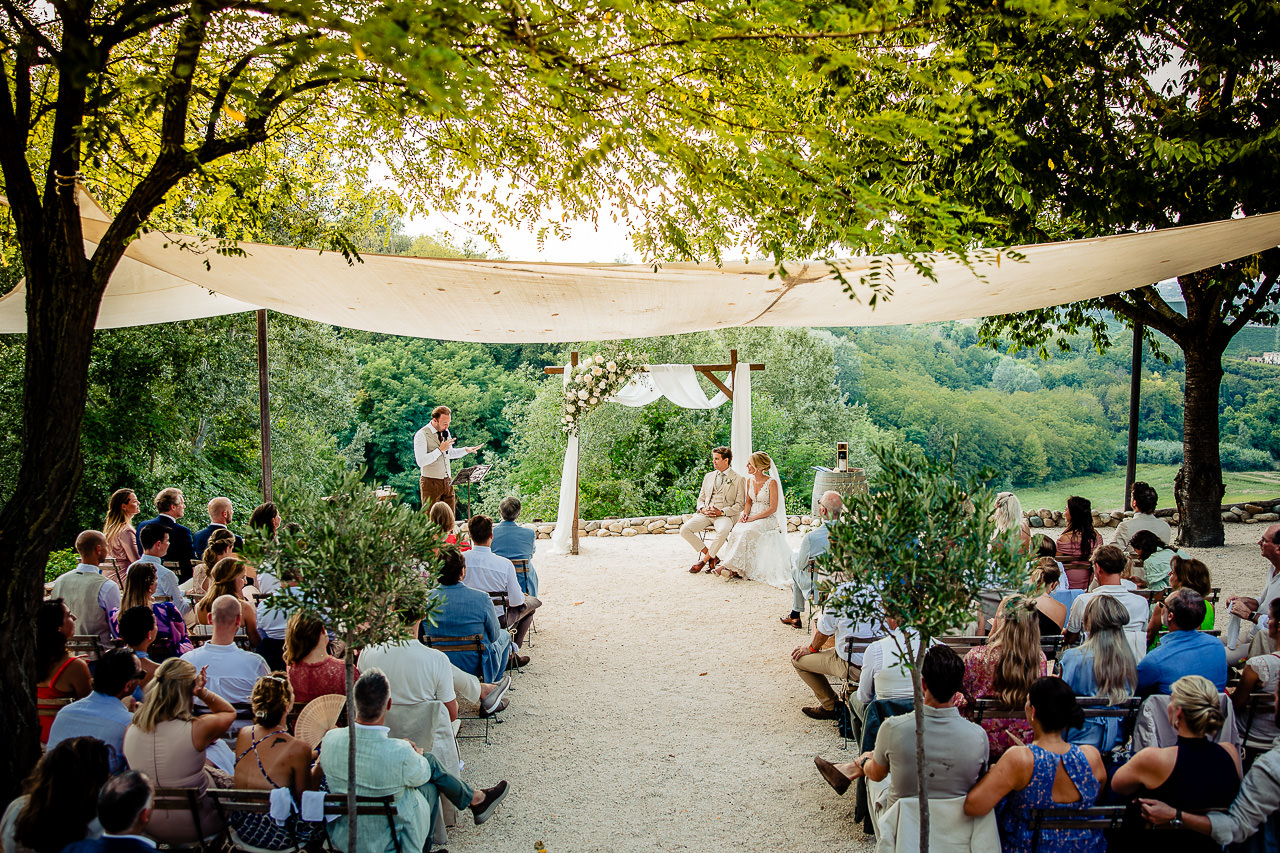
[768, 461, 787, 530]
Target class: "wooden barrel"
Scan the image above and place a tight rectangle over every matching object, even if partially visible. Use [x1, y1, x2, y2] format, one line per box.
[811, 468, 868, 516]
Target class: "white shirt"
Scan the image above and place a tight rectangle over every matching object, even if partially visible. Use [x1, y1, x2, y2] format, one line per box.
[1255, 565, 1280, 632]
[413, 425, 468, 473]
[136, 555, 189, 615]
[462, 546, 525, 612]
[181, 642, 269, 706]
[857, 629, 926, 705]
[256, 584, 299, 640]
[255, 568, 281, 597]
[359, 640, 456, 706]
[816, 583, 881, 667]
[1113, 512, 1173, 550]
[1065, 584, 1151, 635]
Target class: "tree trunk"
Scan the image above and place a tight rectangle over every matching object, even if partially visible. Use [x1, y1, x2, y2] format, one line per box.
[1180, 344, 1227, 546]
[346, 646, 359, 852]
[0, 233, 104, 802]
[913, 641, 929, 853]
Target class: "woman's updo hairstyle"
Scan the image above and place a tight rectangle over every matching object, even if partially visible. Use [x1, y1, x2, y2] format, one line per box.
[747, 451, 773, 474]
[1170, 675, 1225, 737]
[1027, 676, 1085, 733]
[440, 551, 465, 585]
[1031, 559, 1061, 592]
[250, 672, 294, 727]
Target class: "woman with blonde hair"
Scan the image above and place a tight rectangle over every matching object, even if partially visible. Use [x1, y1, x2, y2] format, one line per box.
[284, 612, 351, 705]
[195, 557, 260, 646]
[962, 594, 1049, 759]
[992, 491, 1032, 555]
[123, 658, 237, 843]
[715, 451, 792, 587]
[230, 673, 323, 848]
[193, 527, 237, 595]
[1029, 560, 1068, 635]
[102, 488, 141, 583]
[1113, 675, 1241, 851]
[1059, 595, 1137, 752]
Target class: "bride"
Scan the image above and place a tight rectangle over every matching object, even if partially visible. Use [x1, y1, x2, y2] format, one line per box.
[715, 451, 793, 588]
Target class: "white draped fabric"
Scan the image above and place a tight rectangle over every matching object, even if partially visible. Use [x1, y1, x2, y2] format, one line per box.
[547, 362, 755, 553]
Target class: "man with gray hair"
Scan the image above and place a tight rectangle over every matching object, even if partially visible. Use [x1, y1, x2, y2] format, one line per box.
[780, 490, 844, 628]
[319, 669, 509, 853]
[491, 495, 539, 596]
[62, 770, 156, 853]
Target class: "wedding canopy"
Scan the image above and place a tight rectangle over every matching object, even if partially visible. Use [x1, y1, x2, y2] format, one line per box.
[2, 190, 1280, 340]
[549, 363, 754, 553]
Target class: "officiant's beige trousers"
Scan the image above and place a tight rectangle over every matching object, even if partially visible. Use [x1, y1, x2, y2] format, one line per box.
[680, 513, 735, 558]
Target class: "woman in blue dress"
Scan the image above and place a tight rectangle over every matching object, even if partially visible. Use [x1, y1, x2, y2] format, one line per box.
[965, 676, 1108, 853]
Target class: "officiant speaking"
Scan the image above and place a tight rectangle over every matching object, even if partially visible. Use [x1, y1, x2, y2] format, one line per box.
[414, 405, 481, 512]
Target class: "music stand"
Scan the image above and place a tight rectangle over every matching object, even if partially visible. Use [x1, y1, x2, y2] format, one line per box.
[451, 464, 492, 520]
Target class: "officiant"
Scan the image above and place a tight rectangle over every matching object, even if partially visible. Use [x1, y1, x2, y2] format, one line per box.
[414, 405, 481, 512]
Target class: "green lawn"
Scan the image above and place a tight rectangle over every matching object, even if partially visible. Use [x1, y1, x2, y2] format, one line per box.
[1014, 464, 1280, 513]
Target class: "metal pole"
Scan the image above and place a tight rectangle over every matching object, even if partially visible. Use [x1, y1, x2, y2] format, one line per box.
[257, 309, 274, 503]
[1124, 322, 1143, 510]
[571, 351, 580, 556]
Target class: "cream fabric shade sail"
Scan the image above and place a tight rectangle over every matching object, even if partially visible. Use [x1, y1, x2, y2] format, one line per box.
[2, 191, 1279, 341]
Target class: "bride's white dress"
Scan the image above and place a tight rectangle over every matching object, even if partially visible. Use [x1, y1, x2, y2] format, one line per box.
[719, 477, 793, 588]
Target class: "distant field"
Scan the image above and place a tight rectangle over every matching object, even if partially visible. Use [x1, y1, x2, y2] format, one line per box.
[1014, 464, 1280, 513]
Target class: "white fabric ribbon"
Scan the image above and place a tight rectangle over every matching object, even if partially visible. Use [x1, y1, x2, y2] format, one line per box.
[549, 363, 580, 554]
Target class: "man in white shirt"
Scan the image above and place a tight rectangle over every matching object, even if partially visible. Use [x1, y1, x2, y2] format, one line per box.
[789, 582, 881, 719]
[181, 595, 268, 728]
[853, 620, 929, 719]
[133, 525, 189, 616]
[413, 405, 480, 514]
[1113, 481, 1173, 551]
[1065, 544, 1150, 658]
[464, 515, 540, 661]
[50, 530, 122, 646]
[1226, 523, 1280, 663]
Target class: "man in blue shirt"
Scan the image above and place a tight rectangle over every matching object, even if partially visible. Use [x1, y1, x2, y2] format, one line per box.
[780, 491, 843, 628]
[490, 496, 539, 597]
[1138, 589, 1228, 695]
[47, 649, 143, 772]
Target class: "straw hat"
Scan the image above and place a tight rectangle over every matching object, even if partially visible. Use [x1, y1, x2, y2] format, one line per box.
[294, 693, 347, 748]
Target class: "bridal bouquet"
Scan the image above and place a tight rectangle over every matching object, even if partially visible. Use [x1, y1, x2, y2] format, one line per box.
[561, 351, 645, 436]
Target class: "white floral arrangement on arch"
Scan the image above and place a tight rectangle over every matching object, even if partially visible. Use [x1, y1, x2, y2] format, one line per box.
[561, 351, 646, 436]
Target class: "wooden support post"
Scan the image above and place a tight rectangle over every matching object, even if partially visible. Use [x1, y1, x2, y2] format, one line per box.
[257, 309, 274, 504]
[1124, 323, 1143, 510]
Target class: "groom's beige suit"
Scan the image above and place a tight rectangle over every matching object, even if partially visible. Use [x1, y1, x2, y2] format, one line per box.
[680, 468, 746, 559]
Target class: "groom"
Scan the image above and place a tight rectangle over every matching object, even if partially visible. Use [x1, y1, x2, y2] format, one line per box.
[681, 447, 745, 574]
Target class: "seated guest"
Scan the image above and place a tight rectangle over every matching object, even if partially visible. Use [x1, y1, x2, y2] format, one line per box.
[1233, 597, 1280, 743]
[1055, 496, 1101, 589]
[464, 514, 538, 666]
[103, 488, 142, 582]
[1112, 675, 1242, 852]
[1064, 544, 1150, 659]
[63, 770, 157, 853]
[0, 737, 111, 853]
[194, 527, 237, 596]
[1147, 556, 1216, 650]
[1058, 596, 1137, 753]
[193, 496, 244, 556]
[813, 646, 987, 813]
[248, 501, 281, 540]
[1114, 480, 1173, 550]
[781, 490, 842, 627]
[195, 558, 260, 647]
[118, 606, 160, 687]
[991, 490, 1032, 556]
[430, 501, 470, 551]
[789, 582, 881, 720]
[254, 566, 301, 671]
[230, 673, 323, 849]
[118, 561, 191, 660]
[133, 523, 190, 616]
[851, 617, 923, 720]
[50, 529, 121, 646]
[1034, 534, 1058, 562]
[47, 649, 144, 772]
[1140, 682, 1280, 849]
[1137, 589, 1227, 694]
[123, 658, 236, 844]
[36, 598, 92, 743]
[1025, 562, 1066, 638]
[181, 595, 270, 722]
[964, 677, 1108, 853]
[422, 551, 512, 682]
[491, 495, 538, 595]
[961, 595, 1048, 759]
[135, 488, 197, 581]
[318, 669, 509, 853]
[1226, 522, 1280, 665]
[1129, 529, 1182, 592]
[284, 613, 351, 705]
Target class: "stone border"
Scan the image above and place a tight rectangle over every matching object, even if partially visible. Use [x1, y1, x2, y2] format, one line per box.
[1025, 497, 1280, 529]
[530, 514, 817, 540]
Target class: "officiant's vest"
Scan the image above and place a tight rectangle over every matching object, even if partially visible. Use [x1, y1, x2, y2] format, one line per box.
[417, 426, 451, 479]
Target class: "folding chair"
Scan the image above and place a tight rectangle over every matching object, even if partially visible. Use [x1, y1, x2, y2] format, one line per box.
[150, 786, 223, 851]
[66, 634, 104, 661]
[209, 789, 306, 853]
[423, 634, 496, 742]
[488, 590, 522, 673]
[1238, 690, 1277, 771]
[1027, 806, 1127, 852]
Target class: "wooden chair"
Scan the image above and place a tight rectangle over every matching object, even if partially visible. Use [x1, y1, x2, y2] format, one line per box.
[488, 590, 522, 672]
[509, 559, 538, 645]
[422, 634, 494, 742]
[150, 786, 222, 852]
[102, 556, 127, 587]
[36, 694, 75, 736]
[1238, 690, 1277, 770]
[208, 789, 401, 853]
[66, 635, 104, 661]
[1027, 806, 1126, 852]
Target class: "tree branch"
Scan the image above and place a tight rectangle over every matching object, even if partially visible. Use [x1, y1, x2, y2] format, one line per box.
[0, 0, 58, 57]
[1100, 290, 1186, 345]
[0, 43, 42, 240]
[1224, 268, 1280, 340]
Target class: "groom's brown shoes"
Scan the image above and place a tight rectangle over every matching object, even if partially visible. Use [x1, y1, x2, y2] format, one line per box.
[689, 556, 707, 573]
[705, 556, 720, 574]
